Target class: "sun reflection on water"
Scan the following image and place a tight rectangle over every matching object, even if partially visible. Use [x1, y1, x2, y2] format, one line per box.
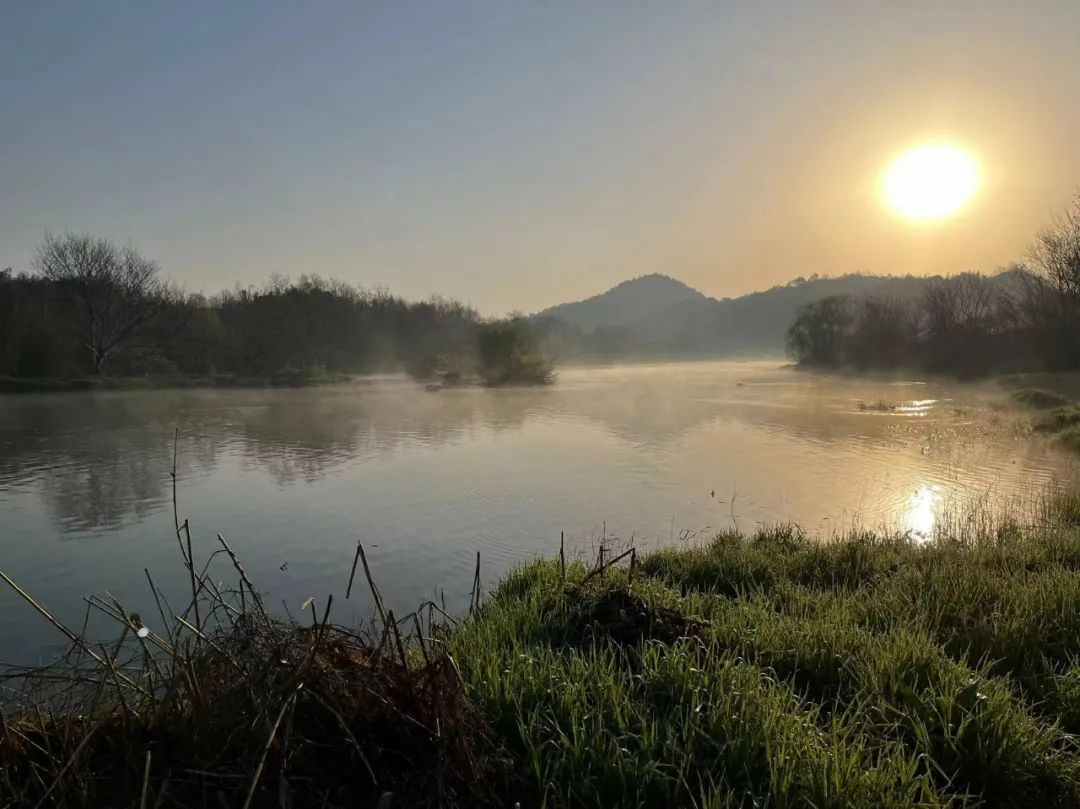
[897, 399, 937, 416]
[905, 484, 941, 542]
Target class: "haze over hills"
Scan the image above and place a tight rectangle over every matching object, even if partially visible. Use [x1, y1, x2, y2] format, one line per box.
[531, 271, 1015, 361]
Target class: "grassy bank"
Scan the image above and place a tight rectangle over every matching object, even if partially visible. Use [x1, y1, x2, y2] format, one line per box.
[1001, 374, 1080, 453]
[451, 500, 1080, 808]
[1030, 405, 1080, 453]
[1000, 372, 1080, 402]
[5, 501, 1080, 807]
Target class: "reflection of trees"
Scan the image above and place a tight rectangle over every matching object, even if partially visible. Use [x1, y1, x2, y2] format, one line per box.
[233, 386, 545, 485]
[0, 394, 224, 533]
[41, 439, 167, 533]
[0, 384, 549, 532]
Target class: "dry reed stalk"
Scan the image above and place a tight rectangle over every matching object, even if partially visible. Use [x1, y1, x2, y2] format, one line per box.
[387, 611, 409, 671]
[307, 689, 379, 785]
[358, 544, 387, 625]
[30, 720, 101, 809]
[469, 552, 481, 616]
[139, 749, 152, 809]
[241, 691, 297, 809]
[346, 540, 363, 599]
[0, 570, 135, 687]
[217, 533, 271, 629]
[412, 613, 432, 667]
[171, 428, 181, 543]
[574, 546, 636, 592]
[144, 569, 176, 646]
[183, 521, 202, 633]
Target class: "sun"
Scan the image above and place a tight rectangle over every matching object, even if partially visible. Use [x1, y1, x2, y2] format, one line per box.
[880, 143, 980, 221]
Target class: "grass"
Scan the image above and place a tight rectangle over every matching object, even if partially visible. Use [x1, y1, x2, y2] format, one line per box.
[1033, 405, 1080, 434]
[1057, 425, 1080, 454]
[450, 518, 1080, 808]
[1029, 405, 1080, 453]
[6, 500, 1080, 806]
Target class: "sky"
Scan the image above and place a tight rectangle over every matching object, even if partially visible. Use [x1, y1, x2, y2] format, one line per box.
[2, 1, 1079, 314]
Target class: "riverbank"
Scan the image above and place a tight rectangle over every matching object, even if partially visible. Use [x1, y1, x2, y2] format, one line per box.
[0, 366, 556, 394]
[4, 497, 1080, 807]
[0, 371, 356, 394]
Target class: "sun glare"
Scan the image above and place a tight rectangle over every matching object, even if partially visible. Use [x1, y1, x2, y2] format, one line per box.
[881, 143, 980, 221]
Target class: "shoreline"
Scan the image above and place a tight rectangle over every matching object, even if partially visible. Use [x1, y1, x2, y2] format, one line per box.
[0, 372, 361, 395]
[0, 371, 559, 395]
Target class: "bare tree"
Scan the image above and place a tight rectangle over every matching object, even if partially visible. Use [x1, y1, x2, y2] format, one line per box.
[0, 269, 12, 367]
[1031, 192, 1080, 300]
[920, 273, 1000, 341]
[846, 295, 918, 369]
[34, 233, 166, 373]
[1019, 194, 1080, 366]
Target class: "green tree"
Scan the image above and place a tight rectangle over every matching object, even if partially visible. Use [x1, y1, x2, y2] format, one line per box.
[477, 317, 556, 386]
[784, 296, 853, 366]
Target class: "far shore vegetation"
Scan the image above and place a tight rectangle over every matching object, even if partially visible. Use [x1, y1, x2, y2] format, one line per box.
[0, 233, 555, 392]
[786, 194, 1080, 378]
[3, 490, 1080, 807]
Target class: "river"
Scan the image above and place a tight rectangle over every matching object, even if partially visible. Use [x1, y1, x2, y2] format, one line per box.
[0, 361, 1074, 664]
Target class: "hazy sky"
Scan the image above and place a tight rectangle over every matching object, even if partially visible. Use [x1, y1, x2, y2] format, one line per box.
[3, 1, 1079, 313]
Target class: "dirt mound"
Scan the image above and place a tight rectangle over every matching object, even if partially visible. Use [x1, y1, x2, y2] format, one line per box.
[576, 588, 703, 647]
[1012, 388, 1072, 410]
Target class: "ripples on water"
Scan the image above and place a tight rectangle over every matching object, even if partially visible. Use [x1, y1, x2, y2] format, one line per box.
[0, 361, 1075, 663]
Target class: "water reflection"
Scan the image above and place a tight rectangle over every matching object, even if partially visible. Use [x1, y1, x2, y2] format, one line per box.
[0, 364, 1074, 539]
[905, 484, 940, 542]
[897, 399, 937, 416]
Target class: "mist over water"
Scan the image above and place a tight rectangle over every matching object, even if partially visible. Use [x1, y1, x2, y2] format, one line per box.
[0, 361, 1074, 664]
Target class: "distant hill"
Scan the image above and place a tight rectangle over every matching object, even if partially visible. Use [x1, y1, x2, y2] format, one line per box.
[538, 273, 710, 331]
[532, 272, 960, 360]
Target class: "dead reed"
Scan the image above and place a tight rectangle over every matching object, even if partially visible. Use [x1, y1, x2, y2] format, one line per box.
[0, 499, 506, 808]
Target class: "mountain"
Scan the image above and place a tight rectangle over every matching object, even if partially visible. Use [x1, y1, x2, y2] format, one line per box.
[532, 272, 942, 360]
[537, 273, 710, 331]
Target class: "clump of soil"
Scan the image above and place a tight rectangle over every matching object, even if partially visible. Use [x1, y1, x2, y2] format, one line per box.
[857, 399, 897, 412]
[574, 588, 703, 647]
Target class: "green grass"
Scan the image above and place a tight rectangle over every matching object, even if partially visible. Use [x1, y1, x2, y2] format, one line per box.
[449, 517, 1080, 808]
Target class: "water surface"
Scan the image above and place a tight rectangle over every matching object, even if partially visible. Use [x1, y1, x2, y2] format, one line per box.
[0, 362, 1074, 664]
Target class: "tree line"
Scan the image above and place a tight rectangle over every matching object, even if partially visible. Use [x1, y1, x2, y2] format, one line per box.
[786, 195, 1080, 375]
[0, 233, 554, 386]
